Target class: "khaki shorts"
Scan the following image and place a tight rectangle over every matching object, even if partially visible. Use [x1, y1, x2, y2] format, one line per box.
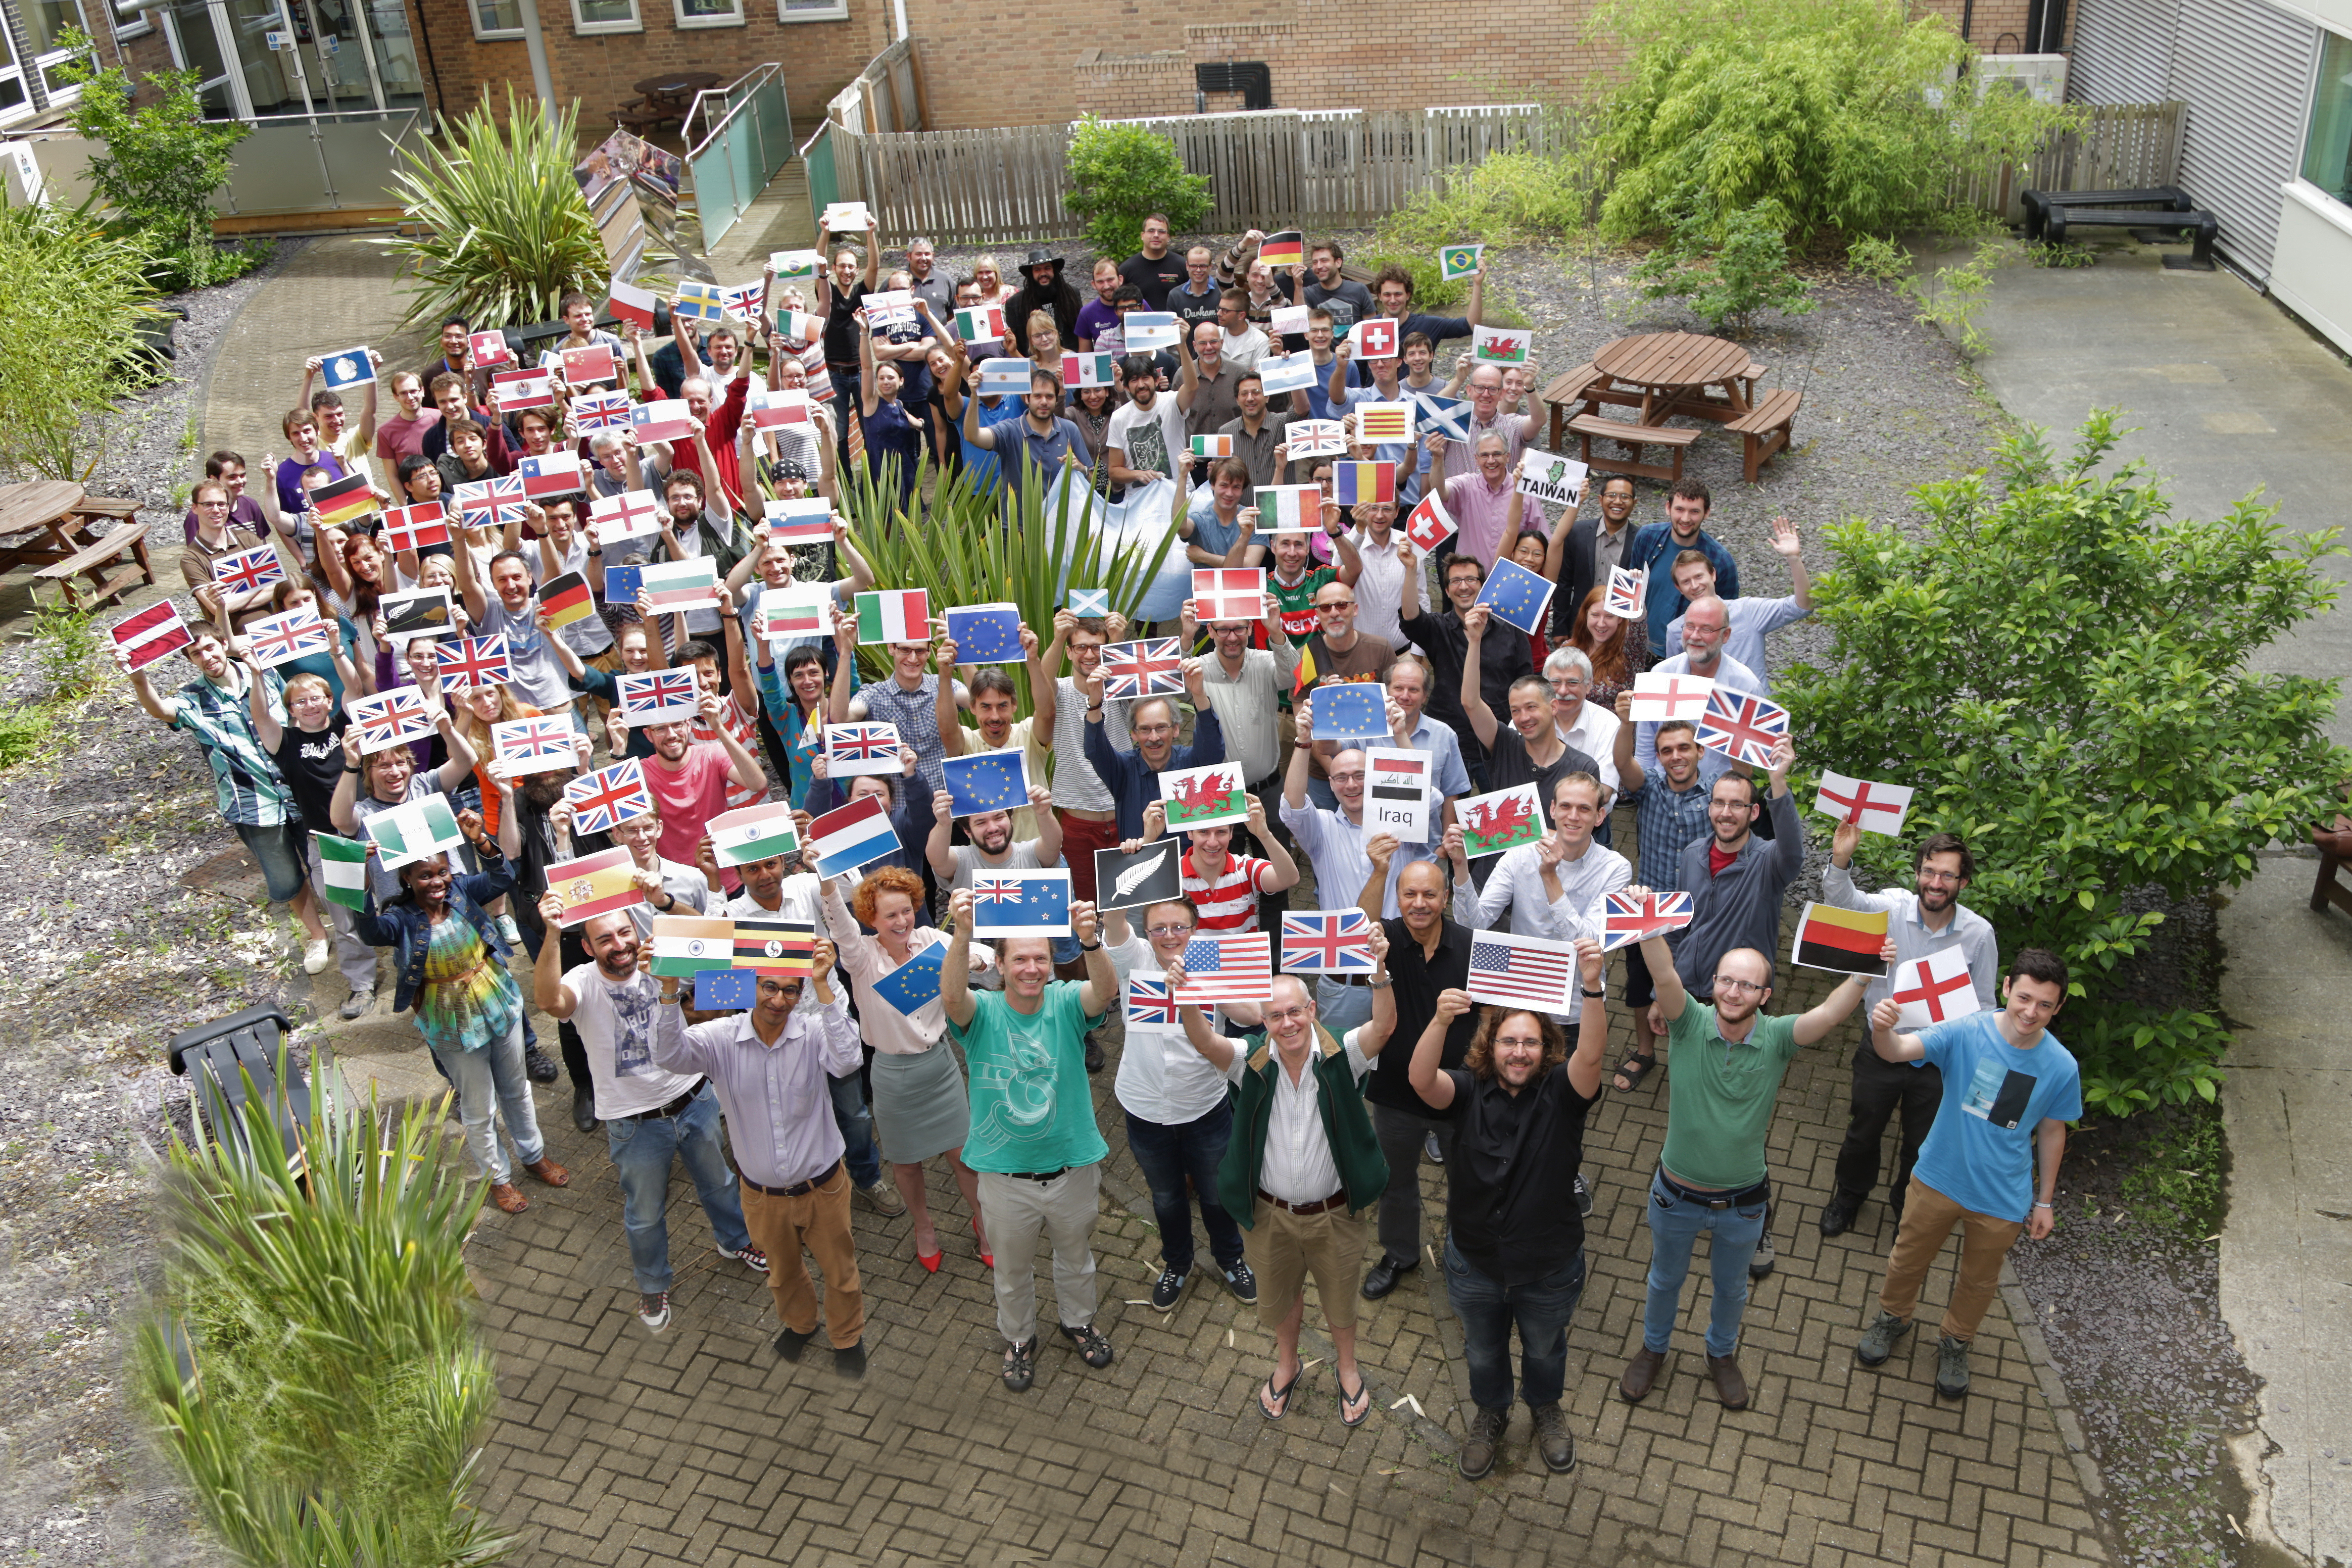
[1242, 1194, 1368, 1332]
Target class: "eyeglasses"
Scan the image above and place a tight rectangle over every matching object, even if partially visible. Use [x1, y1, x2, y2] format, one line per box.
[1146, 923, 1193, 937]
[1315, 601, 1355, 613]
[756, 980, 799, 998]
[1917, 869, 1965, 885]
[1711, 976, 1766, 994]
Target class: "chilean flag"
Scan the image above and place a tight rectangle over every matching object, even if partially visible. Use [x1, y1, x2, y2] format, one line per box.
[518, 453, 584, 498]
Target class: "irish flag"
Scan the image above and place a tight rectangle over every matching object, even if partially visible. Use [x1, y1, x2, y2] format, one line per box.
[1791, 902, 1891, 977]
[363, 794, 464, 870]
[544, 847, 643, 926]
[313, 834, 371, 910]
[651, 916, 737, 976]
[855, 589, 929, 646]
[1254, 484, 1319, 532]
[708, 802, 801, 867]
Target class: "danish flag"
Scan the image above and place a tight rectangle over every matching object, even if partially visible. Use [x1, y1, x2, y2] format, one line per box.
[382, 502, 452, 554]
[1192, 569, 1264, 623]
[1601, 889, 1693, 952]
[1695, 688, 1791, 768]
[433, 634, 511, 691]
[1100, 636, 1184, 700]
[211, 545, 285, 596]
[564, 758, 654, 835]
[1626, 672, 1715, 722]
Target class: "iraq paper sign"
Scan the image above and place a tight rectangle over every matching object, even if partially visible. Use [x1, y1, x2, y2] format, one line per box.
[1363, 747, 1433, 844]
[1157, 762, 1249, 831]
[1515, 449, 1588, 511]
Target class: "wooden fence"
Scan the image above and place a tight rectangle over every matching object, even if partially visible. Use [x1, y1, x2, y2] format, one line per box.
[1950, 100, 2186, 222]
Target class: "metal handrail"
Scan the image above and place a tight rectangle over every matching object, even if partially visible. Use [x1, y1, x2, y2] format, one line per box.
[685, 62, 782, 158]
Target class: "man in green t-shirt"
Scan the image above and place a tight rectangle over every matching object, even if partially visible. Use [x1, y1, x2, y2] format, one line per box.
[1618, 903, 1872, 1412]
[943, 886, 1122, 1394]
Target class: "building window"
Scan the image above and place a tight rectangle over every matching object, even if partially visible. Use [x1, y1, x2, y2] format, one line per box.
[2304, 28, 2352, 209]
[470, 0, 524, 37]
[676, 0, 742, 25]
[571, 0, 640, 31]
[778, 0, 846, 20]
[19, 0, 91, 106]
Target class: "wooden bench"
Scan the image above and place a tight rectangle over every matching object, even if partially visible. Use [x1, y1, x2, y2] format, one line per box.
[1541, 363, 1602, 451]
[1725, 388, 1803, 482]
[1567, 413, 1698, 484]
[2314, 822, 2352, 918]
[34, 515, 153, 611]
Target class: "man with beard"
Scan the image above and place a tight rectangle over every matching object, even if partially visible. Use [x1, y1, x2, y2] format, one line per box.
[1816, 821, 1997, 1239]
[926, 783, 1064, 897]
[1543, 473, 1639, 639]
[639, 687, 768, 873]
[534, 901, 769, 1332]
[1403, 550, 1534, 780]
[1003, 248, 1084, 355]
[1603, 716, 1716, 1092]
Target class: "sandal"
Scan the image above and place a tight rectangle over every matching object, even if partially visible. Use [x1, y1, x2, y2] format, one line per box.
[1612, 1051, 1657, 1093]
[1338, 1373, 1371, 1428]
[1258, 1364, 1303, 1420]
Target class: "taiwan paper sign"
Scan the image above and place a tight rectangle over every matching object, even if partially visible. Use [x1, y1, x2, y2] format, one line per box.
[1514, 449, 1588, 511]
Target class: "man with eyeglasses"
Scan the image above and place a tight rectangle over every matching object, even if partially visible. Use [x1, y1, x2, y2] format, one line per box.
[1432, 367, 1537, 489]
[1543, 647, 1622, 847]
[1618, 909, 1872, 1412]
[1602, 717, 1713, 1090]
[1432, 427, 1534, 571]
[1215, 289, 1270, 372]
[1817, 820, 1997, 1240]
[1403, 550, 1533, 790]
[1663, 515, 1813, 690]
[1625, 594, 1766, 797]
[1080, 656, 1224, 842]
[1292, 580, 1393, 812]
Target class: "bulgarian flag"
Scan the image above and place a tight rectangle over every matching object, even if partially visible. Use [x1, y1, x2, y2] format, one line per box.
[544, 847, 644, 926]
[707, 802, 801, 867]
[313, 834, 371, 910]
[651, 915, 737, 976]
[1791, 902, 1892, 977]
[1253, 484, 1320, 531]
[638, 557, 719, 611]
[758, 583, 832, 642]
[538, 570, 595, 630]
[855, 588, 929, 645]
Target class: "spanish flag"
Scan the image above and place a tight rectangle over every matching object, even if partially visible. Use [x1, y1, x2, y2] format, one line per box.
[1790, 902, 1890, 977]
[545, 847, 643, 926]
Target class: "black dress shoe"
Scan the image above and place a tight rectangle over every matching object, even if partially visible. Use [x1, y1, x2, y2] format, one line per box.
[523, 1045, 559, 1084]
[834, 1342, 867, 1380]
[1819, 1190, 1863, 1238]
[1084, 1034, 1106, 1074]
[571, 1084, 599, 1134]
[1360, 1254, 1417, 1300]
[773, 1326, 815, 1362]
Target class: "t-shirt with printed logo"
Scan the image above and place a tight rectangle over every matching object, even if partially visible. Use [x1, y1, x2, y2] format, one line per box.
[1912, 1009, 2083, 1221]
[564, 962, 705, 1119]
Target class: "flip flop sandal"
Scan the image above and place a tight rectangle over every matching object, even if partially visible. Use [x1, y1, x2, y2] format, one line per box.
[1259, 1365, 1303, 1420]
[1338, 1374, 1372, 1428]
[1612, 1051, 1657, 1093]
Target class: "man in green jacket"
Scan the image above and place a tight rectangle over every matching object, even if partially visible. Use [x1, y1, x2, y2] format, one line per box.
[1178, 938, 1396, 1427]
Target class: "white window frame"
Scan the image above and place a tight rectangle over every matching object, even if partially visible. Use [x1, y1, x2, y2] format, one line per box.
[569, 0, 640, 34]
[674, 0, 742, 27]
[777, 0, 846, 20]
[467, 0, 525, 40]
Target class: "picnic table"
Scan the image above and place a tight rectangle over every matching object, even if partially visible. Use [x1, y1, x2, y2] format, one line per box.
[618, 72, 722, 135]
[0, 479, 156, 610]
[1590, 332, 1756, 423]
[1541, 330, 1802, 484]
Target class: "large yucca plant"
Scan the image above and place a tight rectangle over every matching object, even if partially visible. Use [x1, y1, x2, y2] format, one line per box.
[379, 88, 608, 333]
[133, 1064, 514, 1567]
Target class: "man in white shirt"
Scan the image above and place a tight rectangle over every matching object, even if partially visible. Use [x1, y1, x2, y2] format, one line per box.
[1663, 515, 1814, 689]
[532, 903, 769, 1333]
[1215, 289, 1269, 371]
[926, 783, 1063, 895]
[1629, 596, 1767, 792]
[1545, 647, 1624, 847]
[1447, 774, 1631, 981]
[1105, 353, 1195, 488]
[1347, 501, 1420, 653]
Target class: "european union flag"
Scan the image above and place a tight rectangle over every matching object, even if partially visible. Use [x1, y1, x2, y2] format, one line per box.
[694, 968, 756, 1010]
[945, 603, 1022, 665]
[944, 751, 1028, 818]
[1475, 557, 1556, 636]
[601, 564, 642, 610]
[1067, 587, 1111, 617]
[872, 944, 944, 1016]
[1313, 681, 1387, 742]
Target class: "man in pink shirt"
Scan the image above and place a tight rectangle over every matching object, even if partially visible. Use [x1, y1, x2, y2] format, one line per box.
[374, 370, 443, 463]
[1439, 431, 1540, 570]
[641, 687, 768, 874]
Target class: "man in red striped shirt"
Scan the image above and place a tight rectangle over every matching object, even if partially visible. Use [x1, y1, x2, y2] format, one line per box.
[1172, 794, 1299, 932]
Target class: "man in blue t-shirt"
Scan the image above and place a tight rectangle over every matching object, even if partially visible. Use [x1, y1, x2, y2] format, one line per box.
[1853, 947, 2082, 1400]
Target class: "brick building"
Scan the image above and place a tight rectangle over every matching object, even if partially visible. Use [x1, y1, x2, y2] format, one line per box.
[0, 0, 170, 133]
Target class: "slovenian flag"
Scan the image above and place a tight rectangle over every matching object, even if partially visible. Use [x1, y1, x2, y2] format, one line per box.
[1333, 461, 1395, 506]
[854, 588, 929, 646]
[1791, 902, 1892, 977]
[808, 793, 903, 875]
[651, 915, 736, 975]
[1253, 484, 1319, 531]
[544, 847, 644, 926]
[707, 802, 801, 867]
[313, 834, 371, 910]
[764, 497, 832, 545]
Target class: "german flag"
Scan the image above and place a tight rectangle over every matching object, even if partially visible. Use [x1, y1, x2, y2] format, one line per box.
[310, 471, 377, 527]
[1259, 230, 1305, 269]
[733, 917, 815, 976]
[540, 569, 596, 630]
[1791, 902, 1890, 976]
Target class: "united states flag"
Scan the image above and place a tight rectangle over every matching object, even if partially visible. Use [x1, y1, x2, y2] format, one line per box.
[1100, 636, 1183, 700]
[1125, 975, 1181, 1027]
[1171, 930, 1272, 1004]
[1695, 688, 1791, 769]
[564, 759, 654, 835]
[1279, 910, 1375, 973]
[1601, 889, 1692, 952]
[1467, 930, 1578, 1012]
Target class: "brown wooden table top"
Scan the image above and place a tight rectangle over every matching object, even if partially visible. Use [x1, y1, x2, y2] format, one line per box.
[0, 479, 87, 534]
[633, 72, 721, 102]
[1592, 332, 1751, 391]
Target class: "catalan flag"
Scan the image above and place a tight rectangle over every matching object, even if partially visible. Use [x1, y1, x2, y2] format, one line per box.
[1790, 902, 1891, 978]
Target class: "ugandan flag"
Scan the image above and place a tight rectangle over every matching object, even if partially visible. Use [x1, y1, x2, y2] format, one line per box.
[1790, 902, 1890, 977]
[733, 917, 816, 976]
[311, 471, 377, 527]
[539, 570, 596, 630]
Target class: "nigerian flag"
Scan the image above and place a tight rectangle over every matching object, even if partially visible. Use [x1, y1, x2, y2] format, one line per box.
[364, 794, 464, 870]
[314, 833, 371, 909]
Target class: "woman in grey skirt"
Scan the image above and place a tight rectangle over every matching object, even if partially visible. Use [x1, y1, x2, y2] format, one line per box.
[821, 865, 997, 1271]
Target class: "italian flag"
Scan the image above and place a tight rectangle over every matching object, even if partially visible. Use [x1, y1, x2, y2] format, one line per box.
[708, 802, 801, 868]
[651, 915, 737, 976]
[313, 834, 371, 909]
[1254, 484, 1319, 531]
[855, 589, 929, 645]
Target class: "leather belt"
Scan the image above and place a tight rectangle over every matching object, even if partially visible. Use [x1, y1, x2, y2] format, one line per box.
[1656, 1168, 1771, 1212]
[618, 1077, 706, 1122]
[1001, 1167, 1067, 1183]
[1259, 1186, 1348, 1216]
[741, 1158, 841, 1198]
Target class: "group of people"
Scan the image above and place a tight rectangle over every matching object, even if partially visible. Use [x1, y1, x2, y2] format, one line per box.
[128, 215, 2079, 1477]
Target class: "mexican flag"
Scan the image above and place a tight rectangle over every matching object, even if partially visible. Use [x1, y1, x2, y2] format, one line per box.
[313, 834, 371, 909]
[708, 802, 801, 867]
[651, 916, 737, 976]
[363, 794, 464, 870]
[855, 589, 929, 645]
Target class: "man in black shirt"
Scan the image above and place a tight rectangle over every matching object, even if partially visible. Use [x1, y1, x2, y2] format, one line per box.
[1119, 213, 1187, 310]
[815, 215, 879, 473]
[1397, 546, 1533, 786]
[1406, 940, 1609, 1479]
[1457, 659, 1601, 888]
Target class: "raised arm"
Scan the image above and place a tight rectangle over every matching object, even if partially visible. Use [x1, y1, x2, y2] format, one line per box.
[1564, 938, 1609, 1098]
[941, 887, 978, 1027]
[1637, 915, 1688, 1021]
[1460, 604, 1501, 750]
[1406, 986, 1472, 1108]
[1867, 996, 1929, 1063]
[1072, 900, 1118, 1018]
[924, 788, 957, 878]
[1792, 971, 1870, 1047]
[1178, 1001, 1239, 1072]
[1772, 514, 1813, 610]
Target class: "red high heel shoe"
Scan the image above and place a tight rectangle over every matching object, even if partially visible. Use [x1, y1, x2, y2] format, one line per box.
[972, 1215, 993, 1269]
[915, 1239, 943, 1273]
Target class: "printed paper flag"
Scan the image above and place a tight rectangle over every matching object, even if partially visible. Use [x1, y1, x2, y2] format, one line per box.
[776, 310, 825, 347]
[607, 280, 656, 330]
[872, 944, 946, 1015]
[1471, 324, 1530, 365]
[1099, 636, 1184, 700]
[1814, 771, 1916, 836]
[1458, 783, 1546, 858]
[1601, 888, 1693, 952]
[824, 721, 902, 777]
[968, 870, 1073, 936]
[588, 489, 664, 545]
[433, 634, 511, 692]
[1792, 902, 1891, 977]
[246, 607, 331, 669]
[1892, 945, 1983, 1027]
[748, 389, 814, 433]
[538, 570, 595, 631]
[1169, 930, 1273, 1005]
[112, 600, 194, 671]
[651, 915, 736, 976]
[763, 496, 832, 545]
[854, 588, 930, 646]
[1627, 670, 1714, 721]
[1348, 319, 1398, 360]
[671, 280, 727, 323]
[1333, 461, 1395, 507]
[1158, 761, 1248, 830]
[1467, 929, 1578, 1011]
[561, 344, 619, 386]
[565, 758, 654, 835]
[732, 916, 815, 975]
[944, 750, 1028, 817]
[975, 358, 1032, 396]
[211, 544, 285, 596]
[1258, 231, 1305, 269]
[617, 668, 699, 724]
[719, 280, 765, 319]
[545, 847, 644, 926]
[1412, 391, 1475, 443]
[1093, 841, 1181, 911]
[379, 587, 453, 643]
[1126, 974, 1182, 1027]
[1063, 351, 1116, 389]
[1189, 434, 1233, 459]
[571, 388, 634, 432]
[1355, 402, 1413, 444]
[695, 969, 757, 1010]
[1279, 909, 1376, 972]
[769, 249, 823, 281]
[756, 583, 834, 644]
[1695, 687, 1791, 768]
[600, 564, 642, 612]
[1257, 351, 1318, 395]
[638, 557, 721, 612]
[1473, 557, 1556, 636]
[1364, 747, 1433, 843]
[956, 304, 1006, 345]
[381, 502, 452, 554]
[808, 793, 903, 875]
[1309, 681, 1387, 741]
[318, 346, 374, 390]
[313, 834, 370, 910]
[1066, 587, 1112, 617]
[1604, 566, 1646, 620]
[490, 367, 556, 411]
[347, 689, 432, 754]
[1269, 304, 1310, 337]
[1287, 419, 1347, 459]
[1125, 313, 1181, 354]
[1439, 243, 1486, 281]
[1192, 568, 1265, 623]
[1403, 491, 1457, 553]
[467, 329, 513, 367]
[488, 718, 574, 780]
[365, 792, 465, 871]
[630, 399, 697, 444]
[309, 472, 377, 527]
[453, 475, 530, 530]
[819, 201, 871, 232]
[1253, 483, 1320, 532]
[709, 802, 802, 867]
[1514, 448, 1588, 511]
[944, 602, 1022, 664]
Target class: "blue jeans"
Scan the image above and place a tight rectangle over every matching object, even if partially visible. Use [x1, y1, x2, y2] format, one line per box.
[429, 1018, 543, 1186]
[233, 819, 310, 903]
[606, 1083, 752, 1293]
[1443, 1237, 1587, 1410]
[828, 1069, 882, 1188]
[1124, 1102, 1244, 1276]
[1641, 1168, 1768, 1359]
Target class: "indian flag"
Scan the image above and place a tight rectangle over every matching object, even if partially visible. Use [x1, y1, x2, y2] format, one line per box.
[1254, 484, 1320, 531]
[855, 588, 929, 645]
[363, 794, 464, 870]
[1791, 902, 1892, 977]
[708, 802, 801, 867]
[651, 916, 737, 976]
[313, 834, 371, 910]
[545, 847, 643, 926]
[638, 557, 719, 611]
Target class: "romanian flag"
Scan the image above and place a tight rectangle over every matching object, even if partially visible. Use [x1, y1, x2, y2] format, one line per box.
[651, 915, 737, 976]
[732, 916, 816, 975]
[1790, 902, 1891, 977]
[545, 848, 644, 927]
[310, 471, 376, 526]
[1259, 230, 1305, 269]
[1333, 461, 1395, 506]
[539, 570, 595, 630]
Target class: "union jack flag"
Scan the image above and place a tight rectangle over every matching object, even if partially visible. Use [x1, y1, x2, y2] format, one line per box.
[1125, 974, 1181, 1027]
[1601, 889, 1693, 952]
[1279, 910, 1376, 973]
[618, 668, 699, 721]
[349, 688, 430, 753]
[827, 722, 900, 763]
[495, 716, 576, 766]
[211, 544, 285, 596]
[455, 476, 530, 530]
[720, 280, 765, 318]
[973, 875, 1023, 905]
[570, 389, 634, 431]
[564, 758, 654, 836]
[247, 607, 331, 668]
[434, 634, 511, 691]
[1171, 930, 1273, 1005]
[1695, 687, 1791, 768]
[1099, 636, 1184, 701]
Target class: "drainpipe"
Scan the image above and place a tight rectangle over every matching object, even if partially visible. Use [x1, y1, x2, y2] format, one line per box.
[515, 0, 556, 115]
[891, 0, 906, 41]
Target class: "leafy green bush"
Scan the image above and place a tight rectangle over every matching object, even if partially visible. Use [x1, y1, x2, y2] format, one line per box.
[135, 1072, 513, 1567]
[1629, 195, 1817, 335]
[379, 88, 607, 332]
[1063, 116, 1211, 262]
[1375, 145, 1603, 252]
[33, 602, 99, 697]
[0, 200, 164, 482]
[1849, 232, 2006, 355]
[1779, 414, 2349, 1116]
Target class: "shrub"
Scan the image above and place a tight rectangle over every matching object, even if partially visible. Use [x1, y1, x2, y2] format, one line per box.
[0, 200, 164, 482]
[1848, 232, 2005, 355]
[1063, 116, 1211, 263]
[1778, 414, 2349, 1115]
[378, 88, 608, 333]
[1629, 194, 1817, 335]
[1375, 145, 1603, 252]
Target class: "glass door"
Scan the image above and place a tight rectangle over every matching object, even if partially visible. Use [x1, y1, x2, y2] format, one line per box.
[162, 0, 245, 118]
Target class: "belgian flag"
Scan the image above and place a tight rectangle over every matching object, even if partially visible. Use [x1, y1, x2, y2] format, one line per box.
[1791, 902, 1890, 976]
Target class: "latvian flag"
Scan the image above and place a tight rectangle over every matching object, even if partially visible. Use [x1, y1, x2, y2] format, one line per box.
[211, 544, 285, 596]
[1253, 483, 1320, 532]
[855, 588, 929, 646]
[764, 497, 832, 545]
[732, 916, 816, 974]
[313, 833, 371, 910]
[382, 502, 451, 554]
[1333, 461, 1395, 507]
[650, 915, 736, 976]
[544, 847, 643, 926]
[518, 452, 584, 498]
[708, 801, 802, 868]
[1791, 902, 1891, 977]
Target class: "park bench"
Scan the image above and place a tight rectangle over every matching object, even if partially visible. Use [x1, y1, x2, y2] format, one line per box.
[167, 1004, 313, 1172]
[1725, 388, 1804, 482]
[2314, 823, 2352, 919]
[1567, 412, 1698, 484]
[34, 504, 153, 612]
[1541, 363, 1602, 451]
[2041, 205, 2218, 271]
[2021, 185, 2191, 242]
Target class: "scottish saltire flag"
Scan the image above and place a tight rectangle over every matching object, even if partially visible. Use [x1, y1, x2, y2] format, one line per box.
[824, 722, 902, 777]
[564, 758, 654, 835]
[1466, 929, 1577, 1011]
[1126, 975, 1182, 1027]
[318, 346, 374, 389]
[855, 589, 930, 645]
[1601, 889, 1693, 952]
[1100, 636, 1183, 700]
[1253, 484, 1319, 531]
[313, 834, 371, 910]
[1696, 687, 1791, 768]
[382, 502, 452, 554]
[764, 496, 832, 544]
[489, 367, 555, 410]
[1066, 587, 1112, 617]
[1333, 461, 1395, 507]
[211, 544, 285, 596]
[1473, 558, 1555, 636]
[588, 489, 663, 544]
[872, 944, 945, 1016]
[1438, 243, 1485, 281]
[672, 280, 728, 322]
[1309, 681, 1386, 742]
[808, 793, 902, 874]
[631, 400, 697, 444]
[607, 281, 656, 329]
[944, 603, 1022, 664]
[247, 607, 331, 669]
[518, 453, 584, 498]
[570, 389, 633, 431]
[364, 793, 465, 870]
[347, 689, 431, 754]
[1604, 566, 1646, 619]
[617, 668, 699, 723]
[1286, 420, 1347, 459]
[944, 750, 1027, 817]
[1412, 391, 1475, 443]
[1403, 491, 1457, 552]
[1169, 930, 1272, 1005]
[967, 870, 1072, 936]
[434, 634, 511, 692]
[491, 716, 578, 775]
[111, 600, 192, 672]
[1279, 910, 1375, 973]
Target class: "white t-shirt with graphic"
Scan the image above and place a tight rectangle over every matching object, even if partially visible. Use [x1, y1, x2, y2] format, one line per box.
[564, 962, 704, 1119]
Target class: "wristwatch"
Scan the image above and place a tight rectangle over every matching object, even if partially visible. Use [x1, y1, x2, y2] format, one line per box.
[1581, 987, 1607, 998]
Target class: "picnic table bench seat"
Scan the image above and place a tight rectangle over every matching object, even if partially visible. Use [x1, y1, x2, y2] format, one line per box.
[1542, 362, 1602, 449]
[167, 1004, 312, 1169]
[1567, 413, 1698, 484]
[1724, 388, 1803, 482]
[34, 513, 153, 611]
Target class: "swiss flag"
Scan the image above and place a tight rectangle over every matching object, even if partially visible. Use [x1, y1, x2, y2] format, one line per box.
[1403, 492, 1456, 553]
[1352, 318, 1398, 360]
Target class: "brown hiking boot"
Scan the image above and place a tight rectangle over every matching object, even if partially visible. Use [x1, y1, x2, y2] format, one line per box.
[1707, 1352, 1750, 1410]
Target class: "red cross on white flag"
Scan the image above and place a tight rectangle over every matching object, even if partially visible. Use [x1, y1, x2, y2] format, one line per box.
[1814, 770, 1916, 836]
[1627, 671, 1715, 721]
[1891, 945, 1982, 1028]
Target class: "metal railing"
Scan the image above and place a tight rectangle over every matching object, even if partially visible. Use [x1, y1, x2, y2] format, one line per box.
[684, 63, 794, 252]
[16, 106, 425, 220]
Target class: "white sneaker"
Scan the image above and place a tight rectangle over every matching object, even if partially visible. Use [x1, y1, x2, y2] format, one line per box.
[302, 938, 331, 975]
[495, 913, 522, 945]
[638, 1291, 671, 1332]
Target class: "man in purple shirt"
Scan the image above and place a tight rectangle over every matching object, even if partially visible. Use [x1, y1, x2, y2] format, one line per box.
[652, 947, 871, 1379]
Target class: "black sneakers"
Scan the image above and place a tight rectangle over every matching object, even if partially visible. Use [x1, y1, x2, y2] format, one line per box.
[1150, 1266, 1188, 1311]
